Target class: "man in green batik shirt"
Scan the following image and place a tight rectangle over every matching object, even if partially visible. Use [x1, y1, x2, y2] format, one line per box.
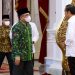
[11, 8, 39, 75]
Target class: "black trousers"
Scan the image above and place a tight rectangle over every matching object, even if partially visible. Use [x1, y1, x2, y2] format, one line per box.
[12, 60, 33, 75]
[0, 52, 13, 75]
[68, 57, 75, 75]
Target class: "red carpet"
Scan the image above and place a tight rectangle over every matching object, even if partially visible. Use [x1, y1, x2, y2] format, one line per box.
[0, 63, 9, 73]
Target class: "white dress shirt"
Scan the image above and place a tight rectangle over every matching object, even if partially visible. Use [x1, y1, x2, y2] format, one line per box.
[9, 22, 39, 53]
[65, 15, 75, 57]
[29, 22, 39, 53]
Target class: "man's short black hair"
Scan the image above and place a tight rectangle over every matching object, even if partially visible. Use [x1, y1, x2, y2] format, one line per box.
[65, 4, 75, 14]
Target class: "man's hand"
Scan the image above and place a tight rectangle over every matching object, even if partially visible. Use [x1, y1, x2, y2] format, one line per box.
[15, 56, 20, 65]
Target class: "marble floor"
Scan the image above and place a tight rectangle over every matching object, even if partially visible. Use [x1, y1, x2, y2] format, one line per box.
[0, 61, 41, 75]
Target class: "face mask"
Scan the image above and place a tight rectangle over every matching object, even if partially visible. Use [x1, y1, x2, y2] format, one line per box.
[25, 16, 31, 22]
[4, 21, 10, 26]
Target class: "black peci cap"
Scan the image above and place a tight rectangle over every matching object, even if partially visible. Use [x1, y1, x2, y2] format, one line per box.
[2, 15, 9, 20]
[17, 8, 30, 17]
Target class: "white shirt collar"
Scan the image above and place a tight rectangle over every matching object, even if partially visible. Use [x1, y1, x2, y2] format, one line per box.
[68, 15, 75, 22]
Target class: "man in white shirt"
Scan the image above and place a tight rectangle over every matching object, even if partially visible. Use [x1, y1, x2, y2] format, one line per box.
[65, 4, 75, 75]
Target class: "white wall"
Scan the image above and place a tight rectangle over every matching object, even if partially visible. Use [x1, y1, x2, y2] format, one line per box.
[13, 0, 18, 24]
[48, 0, 56, 29]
